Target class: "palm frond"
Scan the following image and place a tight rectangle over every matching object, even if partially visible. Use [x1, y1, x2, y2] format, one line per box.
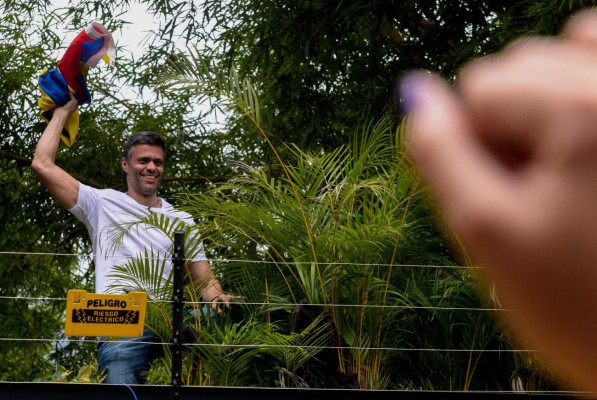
[107, 247, 173, 300]
[157, 47, 261, 127]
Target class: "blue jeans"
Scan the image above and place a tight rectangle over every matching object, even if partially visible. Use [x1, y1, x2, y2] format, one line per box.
[98, 328, 163, 384]
[98, 307, 217, 384]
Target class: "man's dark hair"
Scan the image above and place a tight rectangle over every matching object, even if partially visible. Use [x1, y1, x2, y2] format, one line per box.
[121, 131, 166, 161]
[121, 131, 166, 187]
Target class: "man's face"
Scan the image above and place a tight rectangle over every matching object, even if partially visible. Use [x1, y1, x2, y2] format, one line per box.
[121, 144, 165, 196]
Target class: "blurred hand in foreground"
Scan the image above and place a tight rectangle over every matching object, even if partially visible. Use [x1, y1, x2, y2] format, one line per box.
[406, 9, 597, 392]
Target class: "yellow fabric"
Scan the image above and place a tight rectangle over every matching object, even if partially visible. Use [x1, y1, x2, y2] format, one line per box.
[37, 22, 116, 148]
[38, 82, 80, 148]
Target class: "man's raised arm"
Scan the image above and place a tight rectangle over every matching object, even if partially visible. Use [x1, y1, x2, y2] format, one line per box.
[31, 96, 80, 209]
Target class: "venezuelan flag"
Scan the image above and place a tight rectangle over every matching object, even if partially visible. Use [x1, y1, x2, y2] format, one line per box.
[38, 22, 115, 147]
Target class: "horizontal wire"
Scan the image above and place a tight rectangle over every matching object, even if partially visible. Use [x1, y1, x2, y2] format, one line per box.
[0, 295, 506, 312]
[0, 266, 579, 395]
[0, 251, 91, 258]
[0, 253, 518, 361]
[0, 295, 67, 301]
[0, 251, 475, 269]
[0, 337, 537, 353]
[180, 300, 506, 312]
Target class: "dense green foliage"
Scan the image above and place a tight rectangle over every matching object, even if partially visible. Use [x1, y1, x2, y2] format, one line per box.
[0, 0, 592, 388]
[147, 59, 553, 389]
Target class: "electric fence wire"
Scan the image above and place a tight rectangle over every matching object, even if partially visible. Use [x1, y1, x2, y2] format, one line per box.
[0, 248, 502, 311]
[0, 336, 539, 353]
[0, 295, 507, 312]
[0, 248, 556, 394]
[0, 248, 509, 349]
[0, 250, 478, 269]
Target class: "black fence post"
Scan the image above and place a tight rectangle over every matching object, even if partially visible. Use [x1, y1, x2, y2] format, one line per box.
[171, 230, 185, 400]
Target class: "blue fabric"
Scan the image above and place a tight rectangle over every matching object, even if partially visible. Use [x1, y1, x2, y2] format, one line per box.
[98, 329, 163, 384]
[73, 73, 91, 104]
[38, 69, 72, 106]
[188, 305, 218, 325]
[37, 22, 115, 147]
[38, 68, 91, 105]
[81, 38, 106, 63]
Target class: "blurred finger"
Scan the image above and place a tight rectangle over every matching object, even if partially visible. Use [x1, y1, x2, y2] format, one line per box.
[563, 9, 597, 47]
[210, 296, 219, 309]
[459, 38, 597, 168]
[404, 72, 517, 241]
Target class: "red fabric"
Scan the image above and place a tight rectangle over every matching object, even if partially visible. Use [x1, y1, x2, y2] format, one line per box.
[57, 27, 99, 98]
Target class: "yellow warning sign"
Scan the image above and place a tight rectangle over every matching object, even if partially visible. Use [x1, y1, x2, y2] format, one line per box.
[65, 289, 147, 337]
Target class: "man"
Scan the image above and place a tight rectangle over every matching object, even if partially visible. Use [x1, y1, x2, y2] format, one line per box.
[32, 96, 232, 384]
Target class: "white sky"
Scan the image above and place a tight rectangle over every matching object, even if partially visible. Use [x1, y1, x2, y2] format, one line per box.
[46, 0, 225, 126]
[50, 0, 158, 60]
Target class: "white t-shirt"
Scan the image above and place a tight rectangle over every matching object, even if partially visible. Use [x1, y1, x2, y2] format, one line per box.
[69, 183, 207, 294]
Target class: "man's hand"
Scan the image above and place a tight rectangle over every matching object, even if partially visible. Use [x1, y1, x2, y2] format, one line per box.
[54, 94, 78, 117]
[187, 260, 234, 313]
[208, 293, 235, 311]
